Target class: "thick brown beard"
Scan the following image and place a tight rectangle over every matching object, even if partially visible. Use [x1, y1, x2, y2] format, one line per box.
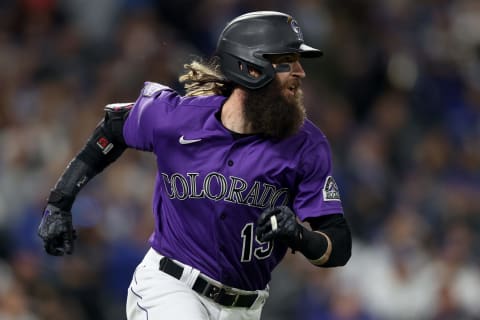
[243, 78, 306, 139]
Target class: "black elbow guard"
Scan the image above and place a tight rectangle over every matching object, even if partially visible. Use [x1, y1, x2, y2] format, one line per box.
[76, 103, 133, 174]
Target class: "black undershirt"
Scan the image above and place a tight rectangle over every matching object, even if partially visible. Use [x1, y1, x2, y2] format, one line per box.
[302, 213, 352, 267]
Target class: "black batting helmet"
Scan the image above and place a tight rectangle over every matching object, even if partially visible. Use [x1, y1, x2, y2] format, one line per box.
[216, 11, 323, 90]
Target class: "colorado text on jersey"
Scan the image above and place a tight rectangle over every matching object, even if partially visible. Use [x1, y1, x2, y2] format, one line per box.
[161, 172, 290, 208]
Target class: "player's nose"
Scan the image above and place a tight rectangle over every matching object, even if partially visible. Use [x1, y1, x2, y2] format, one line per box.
[291, 61, 306, 78]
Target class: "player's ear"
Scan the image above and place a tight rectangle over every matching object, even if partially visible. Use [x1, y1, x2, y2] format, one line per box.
[238, 62, 261, 79]
[247, 66, 260, 78]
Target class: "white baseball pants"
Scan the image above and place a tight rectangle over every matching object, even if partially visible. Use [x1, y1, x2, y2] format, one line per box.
[126, 248, 269, 320]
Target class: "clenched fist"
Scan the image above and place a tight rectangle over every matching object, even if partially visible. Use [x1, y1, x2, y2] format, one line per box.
[38, 204, 77, 256]
[256, 206, 304, 250]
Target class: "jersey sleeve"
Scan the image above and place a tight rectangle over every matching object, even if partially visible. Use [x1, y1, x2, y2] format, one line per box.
[122, 82, 177, 151]
[294, 137, 344, 221]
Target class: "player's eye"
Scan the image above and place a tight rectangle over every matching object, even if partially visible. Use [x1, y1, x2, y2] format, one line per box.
[273, 63, 291, 72]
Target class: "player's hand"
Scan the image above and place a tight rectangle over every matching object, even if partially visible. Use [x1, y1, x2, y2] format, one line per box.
[256, 206, 303, 249]
[38, 204, 77, 256]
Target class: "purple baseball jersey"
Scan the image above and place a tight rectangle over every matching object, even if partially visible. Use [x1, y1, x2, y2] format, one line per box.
[122, 82, 344, 291]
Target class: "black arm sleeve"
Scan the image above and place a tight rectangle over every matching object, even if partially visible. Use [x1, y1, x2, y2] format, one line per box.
[296, 214, 352, 267]
[48, 105, 131, 210]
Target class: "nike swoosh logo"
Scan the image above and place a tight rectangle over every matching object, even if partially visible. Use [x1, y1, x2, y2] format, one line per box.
[179, 135, 202, 145]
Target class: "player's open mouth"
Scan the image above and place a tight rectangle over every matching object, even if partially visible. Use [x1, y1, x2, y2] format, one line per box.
[286, 79, 301, 95]
[287, 85, 298, 95]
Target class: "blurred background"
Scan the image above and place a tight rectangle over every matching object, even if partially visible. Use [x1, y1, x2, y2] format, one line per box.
[0, 0, 479, 319]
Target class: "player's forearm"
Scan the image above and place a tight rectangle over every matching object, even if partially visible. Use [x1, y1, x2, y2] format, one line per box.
[48, 111, 129, 209]
[295, 228, 331, 264]
[297, 216, 352, 267]
[49, 143, 126, 210]
[49, 157, 98, 210]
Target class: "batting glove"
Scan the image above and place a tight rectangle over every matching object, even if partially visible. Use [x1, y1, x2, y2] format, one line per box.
[38, 203, 77, 256]
[256, 206, 304, 250]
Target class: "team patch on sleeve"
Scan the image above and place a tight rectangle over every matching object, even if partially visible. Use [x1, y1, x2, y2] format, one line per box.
[142, 82, 170, 97]
[323, 176, 341, 201]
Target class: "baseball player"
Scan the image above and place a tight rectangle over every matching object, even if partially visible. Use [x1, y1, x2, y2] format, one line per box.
[38, 11, 352, 320]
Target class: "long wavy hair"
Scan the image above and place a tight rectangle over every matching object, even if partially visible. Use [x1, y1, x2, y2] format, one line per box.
[178, 57, 234, 97]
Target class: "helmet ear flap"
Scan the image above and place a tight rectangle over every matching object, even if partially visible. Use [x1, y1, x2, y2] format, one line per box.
[218, 52, 275, 90]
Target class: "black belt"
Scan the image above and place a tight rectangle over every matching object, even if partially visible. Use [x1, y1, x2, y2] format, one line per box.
[159, 257, 258, 308]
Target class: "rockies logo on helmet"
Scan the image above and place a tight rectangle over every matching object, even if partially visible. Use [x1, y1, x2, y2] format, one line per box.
[288, 17, 304, 41]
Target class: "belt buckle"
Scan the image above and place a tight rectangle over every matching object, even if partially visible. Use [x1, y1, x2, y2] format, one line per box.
[204, 284, 240, 307]
[221, 286, 240, 307]
[201, 282, 223, 301]
[203, 283, 221, 300]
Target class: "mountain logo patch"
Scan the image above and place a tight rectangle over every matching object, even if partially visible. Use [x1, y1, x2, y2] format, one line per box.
[323, 176, 341, 201]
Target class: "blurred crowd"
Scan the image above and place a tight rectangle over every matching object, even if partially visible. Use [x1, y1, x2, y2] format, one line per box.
[0, 0, 479, 319]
